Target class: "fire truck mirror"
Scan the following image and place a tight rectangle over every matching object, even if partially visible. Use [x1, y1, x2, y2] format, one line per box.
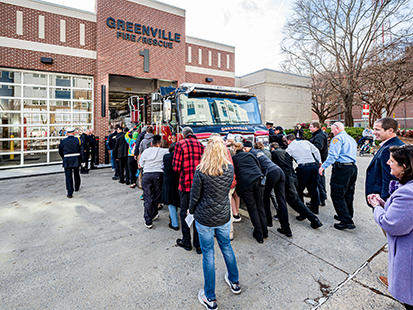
[163, 99, 172, 123]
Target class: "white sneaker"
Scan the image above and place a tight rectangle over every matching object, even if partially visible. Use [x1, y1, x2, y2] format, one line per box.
[232, 214, 241, 223]
[153, 214, 159, 221]
[144, 223, 153, 229]
[225, 273, 241, 294]
[198, 289, 218, 310]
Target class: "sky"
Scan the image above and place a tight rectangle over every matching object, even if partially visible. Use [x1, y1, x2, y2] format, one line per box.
[45, 0, 293, 76]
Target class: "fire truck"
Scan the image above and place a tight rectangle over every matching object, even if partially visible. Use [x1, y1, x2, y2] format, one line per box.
[128, 83, 268, 145]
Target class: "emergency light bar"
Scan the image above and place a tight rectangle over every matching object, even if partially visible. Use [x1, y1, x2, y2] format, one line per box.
[179, 83, 249, 94]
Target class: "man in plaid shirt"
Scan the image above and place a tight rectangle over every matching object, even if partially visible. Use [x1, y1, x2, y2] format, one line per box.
[173, 127, 205, 253]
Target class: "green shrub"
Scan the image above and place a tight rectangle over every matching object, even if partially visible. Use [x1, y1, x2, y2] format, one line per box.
[284, 126, 363, 142]
[344, 127, 364, 142]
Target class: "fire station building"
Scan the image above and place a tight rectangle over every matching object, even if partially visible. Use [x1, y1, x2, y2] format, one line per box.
[0, 0, 236, 168]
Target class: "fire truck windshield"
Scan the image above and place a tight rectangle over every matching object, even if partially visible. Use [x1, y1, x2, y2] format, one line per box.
[178, 94, 261, 125]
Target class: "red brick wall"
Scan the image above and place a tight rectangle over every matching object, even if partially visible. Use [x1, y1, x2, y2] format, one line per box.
[185, 72, 235, 87]
[0, 46, 95, 75]
[95, 0, 186, 162]
[186, 43, 235, 72]
[0, 2, 96, 50]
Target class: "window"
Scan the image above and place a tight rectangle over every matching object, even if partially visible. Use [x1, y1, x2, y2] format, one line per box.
[0, 69, 93, 167]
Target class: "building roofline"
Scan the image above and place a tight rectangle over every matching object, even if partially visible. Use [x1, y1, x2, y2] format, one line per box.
[186, 36, 234, 53]
[236, 68, 311, 79]
[30, 0, 96, 15]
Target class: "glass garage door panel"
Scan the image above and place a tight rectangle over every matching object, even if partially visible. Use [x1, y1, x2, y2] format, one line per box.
[0, 69, 93, 168]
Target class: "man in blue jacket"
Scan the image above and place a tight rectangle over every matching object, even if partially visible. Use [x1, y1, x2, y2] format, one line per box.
[366, 118, 404, 205]
[59, 127, 84, 198]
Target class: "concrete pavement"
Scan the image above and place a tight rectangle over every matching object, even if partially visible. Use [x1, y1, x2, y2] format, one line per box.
[0, 156, 404, 309]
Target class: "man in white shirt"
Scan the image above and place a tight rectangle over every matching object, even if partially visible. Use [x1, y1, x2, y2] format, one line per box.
[284, 134, 322, 214]
[139, 134, 169, 229]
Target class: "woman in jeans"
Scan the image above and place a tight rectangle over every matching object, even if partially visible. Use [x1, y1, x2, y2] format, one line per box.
[189, 136, 241, 310]
[368, 145, 413, 309]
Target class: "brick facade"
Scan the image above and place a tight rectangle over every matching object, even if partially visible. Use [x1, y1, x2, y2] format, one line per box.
[185, 72, 235, 87]
[0, 0, 236, 165]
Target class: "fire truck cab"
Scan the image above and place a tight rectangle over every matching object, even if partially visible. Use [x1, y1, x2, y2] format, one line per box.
[132, 83, 269, 145]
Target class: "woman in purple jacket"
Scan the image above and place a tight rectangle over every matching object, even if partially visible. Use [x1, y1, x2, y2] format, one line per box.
[368, 144, 413, 309]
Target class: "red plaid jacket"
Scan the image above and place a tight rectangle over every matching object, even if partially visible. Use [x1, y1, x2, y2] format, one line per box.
[172, 135, 205, 192]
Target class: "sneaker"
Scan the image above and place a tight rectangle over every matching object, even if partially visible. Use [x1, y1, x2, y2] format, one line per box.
[140, 194, 144, 200]
[273, 214, 279, 221]
[144, 222, 153, 229]
[232, 214, 241, 223]
[225, 273, 241, 294]
[198, 289, 218, 310]
[152, 214, 159, 221]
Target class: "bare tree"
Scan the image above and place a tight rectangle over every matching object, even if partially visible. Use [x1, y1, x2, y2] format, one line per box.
[281, 0, 413, 126]
[312, 74, 342, 123]
[356, 45, 413, 126]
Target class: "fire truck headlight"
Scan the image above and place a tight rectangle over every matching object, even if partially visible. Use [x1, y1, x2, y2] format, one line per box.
[256, 135, 269, 146]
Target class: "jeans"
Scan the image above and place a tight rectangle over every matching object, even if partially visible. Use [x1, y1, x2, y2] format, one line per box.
[109, 150, 115, 169]
[168, 205, 179, 227]
[196, 220, 239, 301]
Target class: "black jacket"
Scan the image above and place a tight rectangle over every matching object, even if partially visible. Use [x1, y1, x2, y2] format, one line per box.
[309, 129, 328, 162]
[161, 152, 180, 207]
[59, 136, 83, 168]
[133, 131, 146, 156]
[189, 165, 234, 227]
[113, 132, 129, 158]
[232, 150, 263, 194]
[108, 131, 117, 150]
[249, 148, 277, 174]
[271, 148, 295, 177]
[270, 133, 287, 149]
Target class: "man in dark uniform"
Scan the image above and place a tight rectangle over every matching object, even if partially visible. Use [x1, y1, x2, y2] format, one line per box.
[309, 122, 329, 206]
[319, 122, 358, 230]
[270, 126, 287, 149]
[80, 129, 89, 174]
[88, 128, 97, 170]
[59, 127, 83, 198]
[266, 121, 275, 135]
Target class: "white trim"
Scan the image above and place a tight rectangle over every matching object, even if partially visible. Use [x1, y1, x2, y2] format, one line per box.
[38, 15, 45, 39]
[1, 0, 96, 22]
[16, 11, 23, 35]
[60, 20, 66, 43]
[198, 48, 202, 65]
[218, 52, 221, 68]
[227, 55, 230, 70]
[188, 46, 191, 63]
[79, 24, 85, 46]
[126, 0, 185, 17]
[185, 65, 235, 78]
[186, 36, 235, 53]
[208, 51, 212, 67]
[0, 36, 97, 59]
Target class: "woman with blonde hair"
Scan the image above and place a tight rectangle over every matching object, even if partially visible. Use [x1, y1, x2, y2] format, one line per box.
[189, 136, 241, 310]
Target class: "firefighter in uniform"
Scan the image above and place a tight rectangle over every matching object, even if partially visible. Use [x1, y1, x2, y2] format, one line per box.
[319, 122, 358, 230]
[59, 127, 84, 198]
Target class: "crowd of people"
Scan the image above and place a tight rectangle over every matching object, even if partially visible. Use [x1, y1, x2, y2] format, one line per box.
[58, 117, 413, 310]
